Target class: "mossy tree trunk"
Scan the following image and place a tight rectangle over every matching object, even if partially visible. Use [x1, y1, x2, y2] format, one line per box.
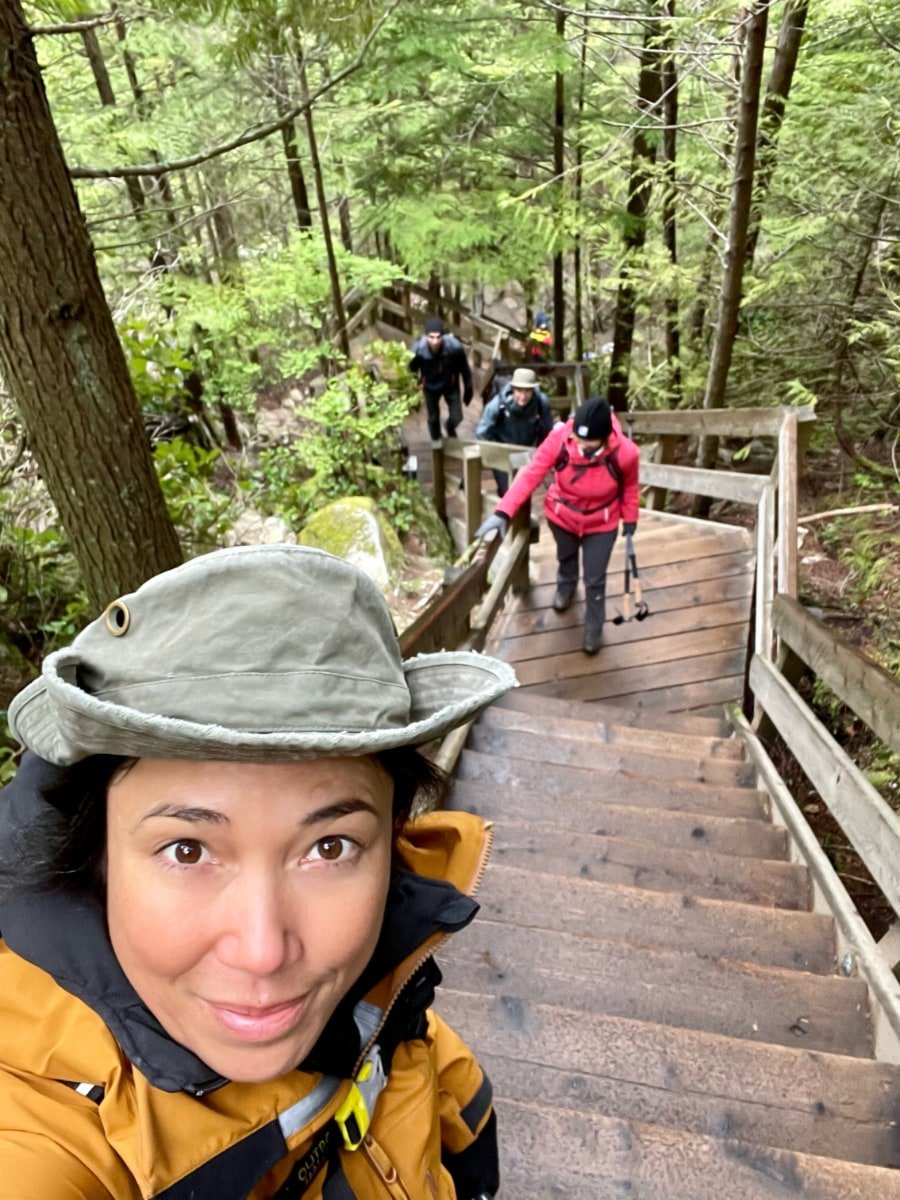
[0, 2, 182, 612]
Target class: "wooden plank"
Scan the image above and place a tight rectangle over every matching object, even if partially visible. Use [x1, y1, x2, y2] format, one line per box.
[456, 748, 767, 818]
[522, 649, 747, 704]
[592, 673, 745, 715]
[626, 404, 816, 438]
[502, 570, 752, 639]
[495, 1101, 900, 1198]
[510, 623, 748, 687]
[774, 595, 900, 755]
[475, 701, 745, 761]
[438, 921, 872, 1054]
[466, 724, 755, 788]
[472, 864, 831, 970]
[755, 483, 775, 661]
[493, 679, 731, 737]
[500, 597, 752, 666]
[447, 778, 787, 858]
[777, 410, 799, 598]
[436, 993, 899, 1166]
[750, 655, 900, 916]
[640, 459, 769, 504]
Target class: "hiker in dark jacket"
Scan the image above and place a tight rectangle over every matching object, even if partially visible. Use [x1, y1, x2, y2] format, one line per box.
[475, 397, 640, 656]
[476, 367, 554, 497]
[408, 317, 474, 440]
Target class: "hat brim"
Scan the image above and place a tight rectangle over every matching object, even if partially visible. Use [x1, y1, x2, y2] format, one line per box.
[8, 651, 517, 766]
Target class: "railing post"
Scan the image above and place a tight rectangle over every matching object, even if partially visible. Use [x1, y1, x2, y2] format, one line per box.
[431, 440, 447, 527]
[755, 481, 776, 664]
[645, 433, 678, 511]
[463, 445, 483, 544]
[777, 410, 798, 600]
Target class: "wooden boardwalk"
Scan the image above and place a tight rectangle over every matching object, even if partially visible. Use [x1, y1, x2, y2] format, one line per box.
[431, 503, 900, 1195]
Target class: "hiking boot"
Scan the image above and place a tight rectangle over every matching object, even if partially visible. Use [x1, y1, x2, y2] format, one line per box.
[552, 588, 575, 613]
[583, 628, 603, 656]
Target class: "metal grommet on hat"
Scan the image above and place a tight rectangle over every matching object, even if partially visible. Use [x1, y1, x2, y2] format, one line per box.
[103, 600, 131, 637]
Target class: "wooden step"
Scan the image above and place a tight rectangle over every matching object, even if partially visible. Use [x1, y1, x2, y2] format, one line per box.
[501, 597, 753, 666]
[494, 687, 730, 738]
[467, 723, 754, 788]
[436, 991, 899, 1167]
[511, 622, 748, 687]
[476, 699, 744, 760]
[437, 921, 872, 1055]
[484, 818, 808, 909]
[519, 646, 747, 705]
[476, 864, 831, 971]
[448, 779, 787, 859]
[502, 549, 754, 636]
[456, 748, 768, 819]
[494, 1097, 900, 1199]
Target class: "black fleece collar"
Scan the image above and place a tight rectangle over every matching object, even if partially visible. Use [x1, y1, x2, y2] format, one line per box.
[0, 754, 478, 1094]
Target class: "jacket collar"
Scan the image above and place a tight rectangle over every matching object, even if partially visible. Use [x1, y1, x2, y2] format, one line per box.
[0, 755, 479, 1094]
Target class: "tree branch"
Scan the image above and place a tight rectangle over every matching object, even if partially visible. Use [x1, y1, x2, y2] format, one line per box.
[30, 13, 117, 36]
[68, 4, 399, 180]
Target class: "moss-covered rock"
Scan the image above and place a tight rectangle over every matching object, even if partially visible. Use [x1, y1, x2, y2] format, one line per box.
[404, 484, 454, 563]
[298, 496, 403, 593]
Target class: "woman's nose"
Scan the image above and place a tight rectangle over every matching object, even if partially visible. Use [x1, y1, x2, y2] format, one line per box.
[213, 874, 299, 976]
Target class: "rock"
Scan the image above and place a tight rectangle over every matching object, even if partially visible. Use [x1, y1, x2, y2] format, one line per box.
[224, 510, 297, 546]
[298, 497, 403, 594]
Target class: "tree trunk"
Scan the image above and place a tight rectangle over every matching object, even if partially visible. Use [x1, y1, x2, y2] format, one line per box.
[0, 2, 182, 611]
[695, 2, 769, 495]
[573, 17, 590, 364]
[661, 0, 681, 407]
[744, 0, 809, 270]
[271, 59, 313, 233]
[552, 6, 567, 365]
[607, 10, 663, 412]
[299, 60, 350, 359]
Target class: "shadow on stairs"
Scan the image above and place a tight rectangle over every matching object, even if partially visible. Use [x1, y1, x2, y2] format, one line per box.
[439, 689, 900, 1198]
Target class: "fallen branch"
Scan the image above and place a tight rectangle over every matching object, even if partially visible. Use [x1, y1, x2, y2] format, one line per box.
[799, 503, 899, 525]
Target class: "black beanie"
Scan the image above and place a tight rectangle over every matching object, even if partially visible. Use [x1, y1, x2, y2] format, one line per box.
[424, 316, 445, 334]
[572, 397, 612, 441]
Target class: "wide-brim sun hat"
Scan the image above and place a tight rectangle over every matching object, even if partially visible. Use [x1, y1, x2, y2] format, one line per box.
[8, 545, 518, 766]
[509, 368, 538, 389]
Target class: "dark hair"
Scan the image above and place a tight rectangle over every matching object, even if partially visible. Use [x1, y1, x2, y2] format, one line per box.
[0, 748, 447, 906]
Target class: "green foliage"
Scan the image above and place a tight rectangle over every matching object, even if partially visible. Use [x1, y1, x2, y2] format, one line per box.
[153, 439, 239, 553]
[250, 364, 421, 531]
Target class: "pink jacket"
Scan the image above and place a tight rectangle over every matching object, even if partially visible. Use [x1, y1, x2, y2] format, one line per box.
[495, 418, 640, 536]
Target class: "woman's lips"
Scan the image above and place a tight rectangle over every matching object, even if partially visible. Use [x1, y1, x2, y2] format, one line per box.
[205, 996, 307, 1042]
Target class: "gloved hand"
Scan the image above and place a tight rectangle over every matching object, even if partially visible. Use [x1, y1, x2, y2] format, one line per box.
[475, 513, 509, 540]
[623, 521, 637, 536]
[463, 389, 474, 407]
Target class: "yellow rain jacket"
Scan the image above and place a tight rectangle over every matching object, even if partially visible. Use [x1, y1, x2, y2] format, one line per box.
[0, 760, 497, 1200]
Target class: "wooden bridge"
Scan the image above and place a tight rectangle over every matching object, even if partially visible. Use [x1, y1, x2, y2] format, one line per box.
[388, 360, 900, 1197]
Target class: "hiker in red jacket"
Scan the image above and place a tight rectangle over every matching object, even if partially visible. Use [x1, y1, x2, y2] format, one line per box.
[476, 397, 640, 656]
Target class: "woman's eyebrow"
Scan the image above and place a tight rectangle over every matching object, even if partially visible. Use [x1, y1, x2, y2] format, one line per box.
[138, 804, 228, 827]
[300, 798, 380, 826]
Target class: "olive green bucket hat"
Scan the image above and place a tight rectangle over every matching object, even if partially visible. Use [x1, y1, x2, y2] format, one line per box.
[8, 545, 518, 766]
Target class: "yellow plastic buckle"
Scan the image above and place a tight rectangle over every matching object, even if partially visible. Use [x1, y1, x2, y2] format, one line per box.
[335, 1047, 386, 1151]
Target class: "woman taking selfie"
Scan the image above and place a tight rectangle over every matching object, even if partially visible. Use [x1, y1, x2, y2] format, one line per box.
[0, 545, 515, 1200]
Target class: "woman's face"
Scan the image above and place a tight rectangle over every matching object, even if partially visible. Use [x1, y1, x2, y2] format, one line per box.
[106, 756, 394, 1084]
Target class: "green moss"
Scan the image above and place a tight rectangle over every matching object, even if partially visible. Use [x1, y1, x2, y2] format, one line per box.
[299, 496, 403, 573]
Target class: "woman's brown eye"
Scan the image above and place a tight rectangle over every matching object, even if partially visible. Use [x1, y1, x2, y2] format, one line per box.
[316, 838, 344, 861]
[173, 841, 202, 865]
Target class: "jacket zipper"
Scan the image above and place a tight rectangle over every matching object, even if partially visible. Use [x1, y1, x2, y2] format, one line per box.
[351, 821, 494, 1075]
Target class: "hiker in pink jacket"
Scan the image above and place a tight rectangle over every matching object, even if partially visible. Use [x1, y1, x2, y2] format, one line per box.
[476, 398, 640, 655]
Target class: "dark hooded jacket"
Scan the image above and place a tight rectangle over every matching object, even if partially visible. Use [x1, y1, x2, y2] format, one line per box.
[408, 335, 473, 401]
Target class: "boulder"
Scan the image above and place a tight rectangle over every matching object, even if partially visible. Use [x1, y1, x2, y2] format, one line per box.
[298, 497, 403, 594]
[224, 510, 296, 546]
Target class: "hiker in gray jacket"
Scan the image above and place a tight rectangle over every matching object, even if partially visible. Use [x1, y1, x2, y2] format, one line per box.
[476, 367, 554, 496]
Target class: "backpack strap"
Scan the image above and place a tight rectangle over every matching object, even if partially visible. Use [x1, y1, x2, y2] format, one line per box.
[554, 443, 624, 504]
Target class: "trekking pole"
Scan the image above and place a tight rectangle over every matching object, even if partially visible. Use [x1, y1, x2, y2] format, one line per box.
[612, 548, 633, 625]
[627, 532, 650, 621]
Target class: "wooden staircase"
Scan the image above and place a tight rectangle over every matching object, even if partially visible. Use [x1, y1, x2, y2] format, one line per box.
[440, 690, 900, 1198]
